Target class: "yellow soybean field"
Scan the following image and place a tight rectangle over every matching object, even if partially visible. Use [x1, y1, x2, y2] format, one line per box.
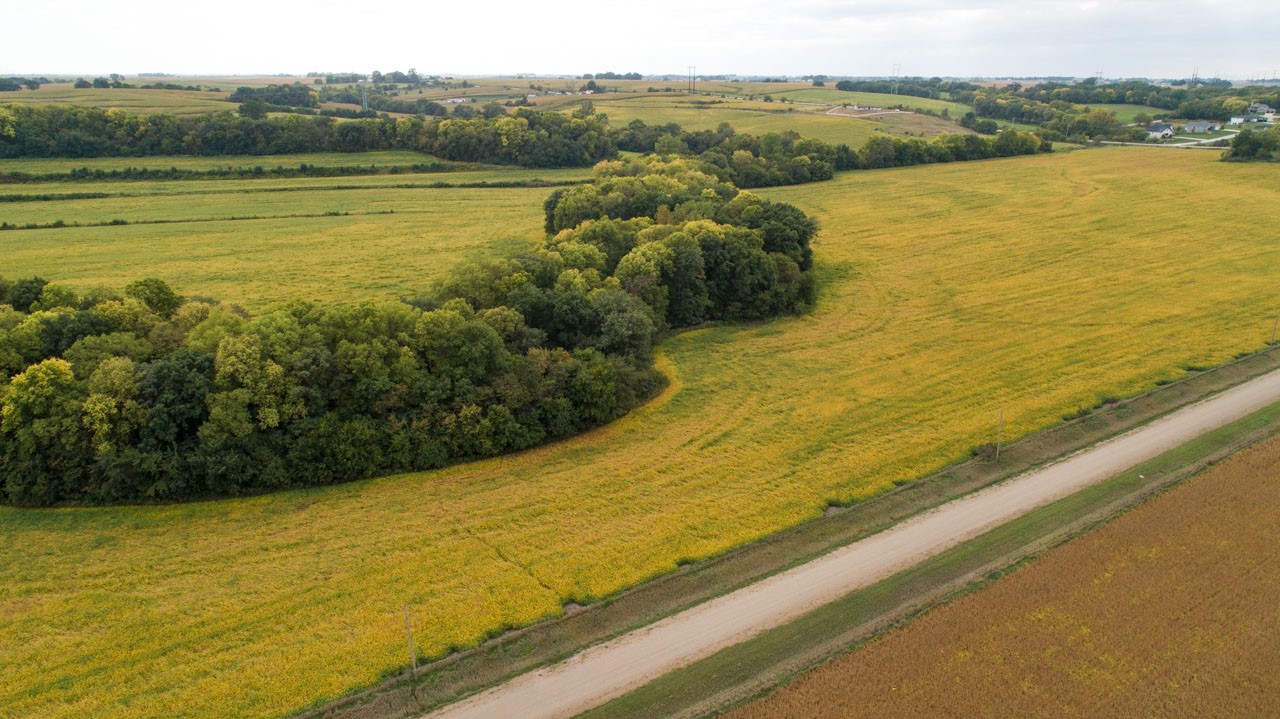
[2, 148, 1279, 718]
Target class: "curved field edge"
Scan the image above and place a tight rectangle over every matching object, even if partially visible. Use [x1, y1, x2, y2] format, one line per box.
[720, 402, 1280, 719]
[309, 348, 1280, 719]
[2, 148, 1279, 718]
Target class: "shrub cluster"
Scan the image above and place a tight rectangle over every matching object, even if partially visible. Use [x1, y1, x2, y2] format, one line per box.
[1223, 126, 1280, 162]
[0, 159, 818, 505]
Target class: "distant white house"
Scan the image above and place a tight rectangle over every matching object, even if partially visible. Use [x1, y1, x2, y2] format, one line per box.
[1182, 120, 1221, 133]
[1146, 122, 1175, 140]
[1228, 114, 1268, 125]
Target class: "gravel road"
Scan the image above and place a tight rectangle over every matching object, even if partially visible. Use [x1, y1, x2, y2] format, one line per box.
[425, 367, 1280, 719]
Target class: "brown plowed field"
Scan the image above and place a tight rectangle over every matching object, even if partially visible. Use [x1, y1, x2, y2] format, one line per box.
[729, 432, 1280, 719]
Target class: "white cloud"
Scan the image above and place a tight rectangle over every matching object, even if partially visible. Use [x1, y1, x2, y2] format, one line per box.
[3, 0, 1275, 79]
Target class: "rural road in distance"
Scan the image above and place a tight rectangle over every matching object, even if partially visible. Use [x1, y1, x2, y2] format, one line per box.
[425, 366, 1280, 719]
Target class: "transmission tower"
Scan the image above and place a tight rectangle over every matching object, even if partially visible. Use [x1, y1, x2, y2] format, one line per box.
[891, 64, 901, 94]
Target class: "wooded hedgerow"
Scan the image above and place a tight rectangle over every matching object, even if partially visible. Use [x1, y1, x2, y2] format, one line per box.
[0, 157, 818, 505]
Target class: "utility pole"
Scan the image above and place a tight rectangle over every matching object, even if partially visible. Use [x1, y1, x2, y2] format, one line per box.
[1271, 317, 1277, 345]
[995, 407, 1004, 461]
[403, 604, 418, 676]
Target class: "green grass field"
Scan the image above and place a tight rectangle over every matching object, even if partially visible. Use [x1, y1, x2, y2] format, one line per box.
[1086, 103, 1166, 123]
[0, 175, 568, 307]
[578, 95, 885, 146]
[3, 148, 1279, 719]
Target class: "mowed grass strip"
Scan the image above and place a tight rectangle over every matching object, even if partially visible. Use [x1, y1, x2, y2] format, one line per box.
[0, 151, 454, 175]
[3, 166, 592, 199]
[2, 149, 1279, 719]
[727, 424, 1280, 719]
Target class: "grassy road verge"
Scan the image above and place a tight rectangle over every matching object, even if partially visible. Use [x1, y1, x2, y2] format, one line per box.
[306, 347, 1280, 719]
[579, 390, 1280, 718]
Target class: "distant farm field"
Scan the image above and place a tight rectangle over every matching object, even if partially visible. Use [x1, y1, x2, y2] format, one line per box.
[3, 149, 1279, 719]
[0, 85, 235, 115]
[580, 95, 884, 145]
[728, 427, 1280, 719]
[0, 150, 454, 175]
[1087, 102, 1165, 123]
[0, 180, 566, 309]
[774, 88, 972, 115]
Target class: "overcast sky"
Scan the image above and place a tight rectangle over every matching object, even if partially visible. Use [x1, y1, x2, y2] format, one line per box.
[5, 0, 1277, 80]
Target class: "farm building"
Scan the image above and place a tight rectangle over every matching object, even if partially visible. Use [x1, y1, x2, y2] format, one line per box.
[1183, 121, 1220, 133]
[1146, 122, 1175, 139]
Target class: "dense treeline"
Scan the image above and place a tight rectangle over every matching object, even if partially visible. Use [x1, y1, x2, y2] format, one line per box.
[852, 129, 1048, 168]
[1223, 126, 1280, 161]
[0, 161, 452, 184]
[316, 86, 454, 116]
[953, 79, 1274, 115]
[965, 93, 1138, 140]
[613, 120, 854, 186]
[952, 79, 1280, 134]
[1, 103, 1047, 178]
[228, 84, 319, 108]
[613, 120, 1047, 187]
[0, 158, 818, 505]
[834, 78, 980, 100]
[1, 77, 48, 91]
[0, 104, 617, 167]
